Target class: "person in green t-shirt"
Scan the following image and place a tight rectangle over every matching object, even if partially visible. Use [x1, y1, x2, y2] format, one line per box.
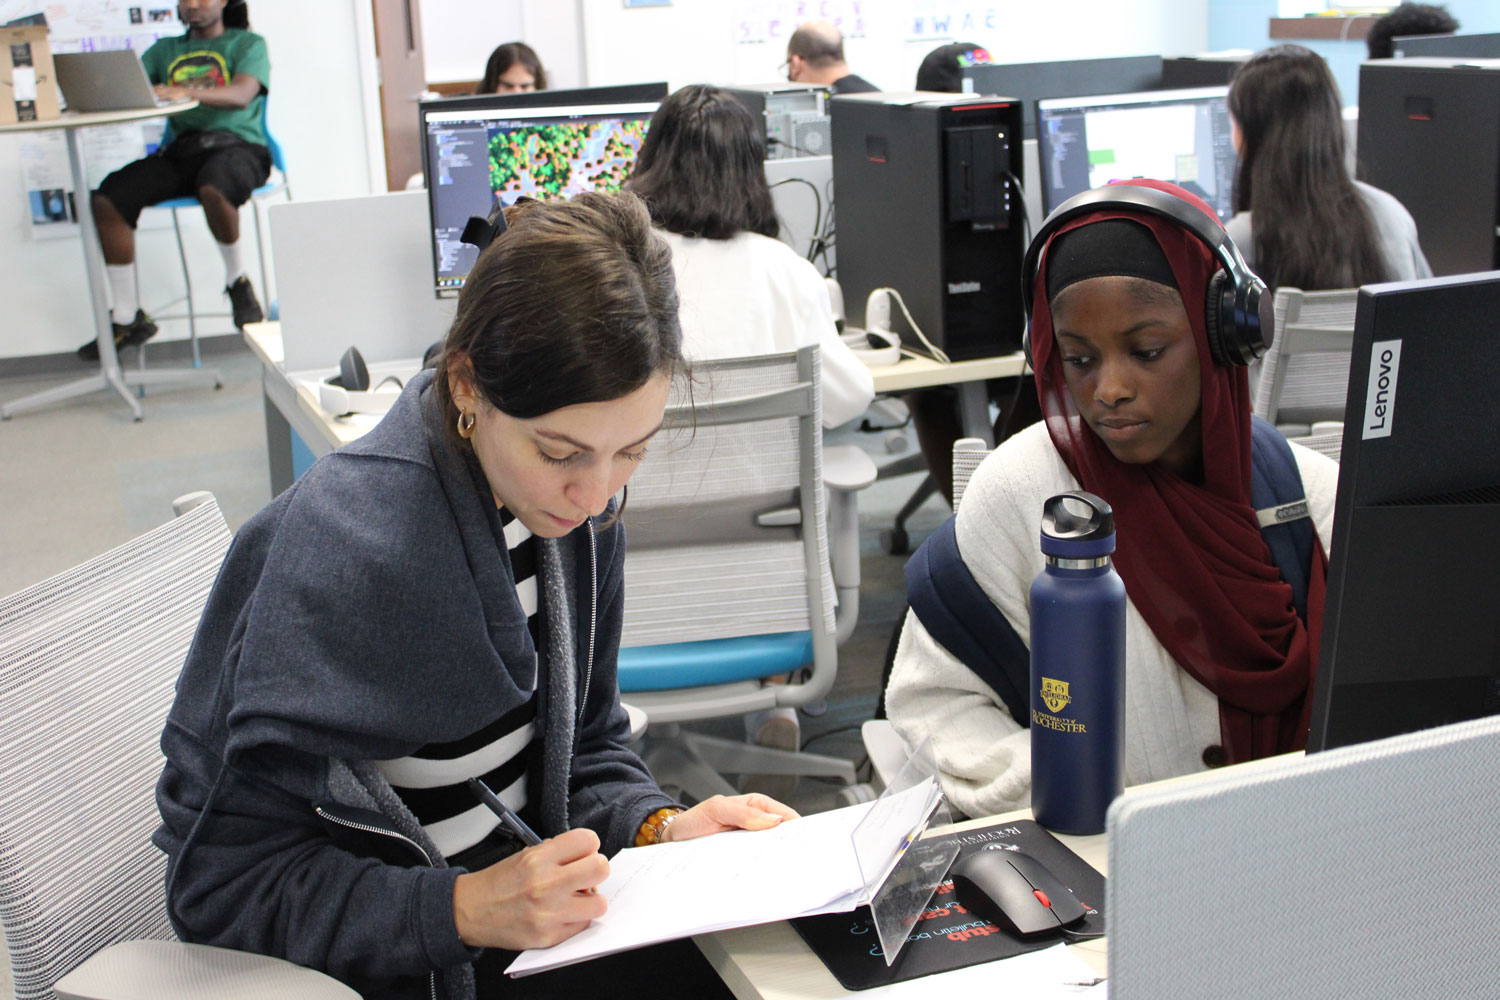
[83, 0, 272, 360]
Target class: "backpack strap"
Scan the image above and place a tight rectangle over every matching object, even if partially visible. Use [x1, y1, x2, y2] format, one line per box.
[1249, 416, 1316, 622]
[905, 516, 1031, 726]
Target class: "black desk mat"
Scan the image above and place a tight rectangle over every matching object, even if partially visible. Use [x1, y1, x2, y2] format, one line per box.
[790, 819, 1105, 991]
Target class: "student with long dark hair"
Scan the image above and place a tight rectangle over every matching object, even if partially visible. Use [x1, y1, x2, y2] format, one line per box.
[153, 192, 794, 1000]
[1225, 44, 1430, 291]
[478, 41, 545, 94]
[627, 84, 873, 429]
[85, 0, 270, 360]
[887, 180, 1339, 819]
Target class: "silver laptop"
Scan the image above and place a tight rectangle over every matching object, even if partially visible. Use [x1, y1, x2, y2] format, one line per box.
[53, 50, 167, 112]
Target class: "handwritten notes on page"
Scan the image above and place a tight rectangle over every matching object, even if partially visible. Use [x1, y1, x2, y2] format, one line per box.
[507, 778, 940, 977]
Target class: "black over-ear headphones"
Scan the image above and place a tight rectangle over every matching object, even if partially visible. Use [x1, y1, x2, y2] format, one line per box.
[461, 197, 509, 253]
[1020, 185, 1273, 369]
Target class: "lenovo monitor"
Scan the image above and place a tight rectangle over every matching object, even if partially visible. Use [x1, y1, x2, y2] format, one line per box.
[1307, 271, 1500, 751]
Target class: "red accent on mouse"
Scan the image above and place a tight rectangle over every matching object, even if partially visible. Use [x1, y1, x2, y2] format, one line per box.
[945, 847, 1089, 937]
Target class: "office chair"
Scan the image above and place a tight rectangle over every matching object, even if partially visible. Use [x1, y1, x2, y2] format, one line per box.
[862, 438, 988, 790]
[1252, 286, 1360, 463]
[141, 98, 290, 368]
[616, 346, 876, 802]
[0, 493, 356, 1000]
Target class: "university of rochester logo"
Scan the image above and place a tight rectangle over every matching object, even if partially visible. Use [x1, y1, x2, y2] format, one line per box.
[1040, 677, 1071, 714]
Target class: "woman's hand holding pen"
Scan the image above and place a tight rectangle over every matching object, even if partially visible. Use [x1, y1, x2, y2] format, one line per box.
[452, 828, 608, 950]
[660, 793, 800, 844]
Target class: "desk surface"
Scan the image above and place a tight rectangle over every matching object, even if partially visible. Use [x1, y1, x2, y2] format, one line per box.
[867, 353, 1026, 394]
[698, 753, 1300, 999]
[245, 320, 1027, 457]
[0, 101, 196, 133]
[695, 808, 1106, 1000]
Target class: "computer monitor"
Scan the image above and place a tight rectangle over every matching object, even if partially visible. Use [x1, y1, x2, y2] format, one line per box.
[961, 55, 1163, 141]
[1307, 271, 1500, 752]
[1035, 86, 1237, 222]
[1393, 31, 1500, 59]
[420, 85, 664, 297]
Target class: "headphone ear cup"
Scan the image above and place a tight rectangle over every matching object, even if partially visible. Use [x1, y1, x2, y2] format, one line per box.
[1203, 269, 1235, 368]
[339, 346, 371, 392]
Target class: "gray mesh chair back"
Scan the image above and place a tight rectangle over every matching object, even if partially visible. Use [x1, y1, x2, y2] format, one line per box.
[618, 347, 859, 798]
[1252, 287, 1360, 458]
[950, 437, 990, 508]
[1108, 714, 1500, 999]
[0, 498, 355, 1000]
[622, 346, 835, 650]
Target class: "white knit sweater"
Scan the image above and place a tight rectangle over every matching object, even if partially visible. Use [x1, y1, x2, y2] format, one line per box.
[661, 230, 875, 428]
[886, 421, 1340, 819]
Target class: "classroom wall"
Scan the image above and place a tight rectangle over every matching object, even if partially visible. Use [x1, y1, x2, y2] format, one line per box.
[420, 1, 584, 89]
[580, 0, 1210, 93]
[0, 0, 380, 361]
[1208, 0, 1500, 102]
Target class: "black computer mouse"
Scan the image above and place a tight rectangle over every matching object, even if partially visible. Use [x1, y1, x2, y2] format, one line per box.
[946, 847, 1089, 938]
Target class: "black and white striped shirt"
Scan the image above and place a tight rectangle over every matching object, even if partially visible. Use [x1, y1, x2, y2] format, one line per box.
[378, 506, 542, 868]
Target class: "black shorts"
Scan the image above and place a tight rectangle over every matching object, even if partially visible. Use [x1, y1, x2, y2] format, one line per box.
[95, 131, 272, 226]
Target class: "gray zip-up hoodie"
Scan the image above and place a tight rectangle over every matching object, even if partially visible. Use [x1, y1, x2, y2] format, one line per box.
[153, 371, 678, 1000]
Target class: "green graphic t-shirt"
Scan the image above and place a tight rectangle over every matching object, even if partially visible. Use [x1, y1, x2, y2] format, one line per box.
[141, 29, 270, 146]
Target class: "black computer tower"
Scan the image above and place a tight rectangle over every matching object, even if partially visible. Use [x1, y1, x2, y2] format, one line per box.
[1357, 59, 1500, 276]
[831, 93, 1026, 360]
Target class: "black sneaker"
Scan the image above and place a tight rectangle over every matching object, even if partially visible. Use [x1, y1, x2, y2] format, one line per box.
[226, 274, 264, 330]
[77, 309, 157, 361]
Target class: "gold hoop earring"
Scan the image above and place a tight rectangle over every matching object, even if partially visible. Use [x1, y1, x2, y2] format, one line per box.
[457, 410, 476, 439]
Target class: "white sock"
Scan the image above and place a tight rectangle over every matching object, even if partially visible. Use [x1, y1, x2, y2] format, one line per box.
[108, 264, 138, 322]
[218, 240, 246, 286]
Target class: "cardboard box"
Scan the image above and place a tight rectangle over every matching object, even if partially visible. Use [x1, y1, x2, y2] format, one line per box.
[1, 24, 60, 125]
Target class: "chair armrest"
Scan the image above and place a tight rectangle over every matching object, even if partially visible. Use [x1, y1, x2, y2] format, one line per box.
[823, 444, 878, 492]
[54, 940, 359, 1000]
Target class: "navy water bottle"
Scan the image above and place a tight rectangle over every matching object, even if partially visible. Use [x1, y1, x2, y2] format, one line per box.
[1029, 491, 1126, 835]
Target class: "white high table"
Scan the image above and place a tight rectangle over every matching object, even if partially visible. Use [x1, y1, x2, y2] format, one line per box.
[0, 102, 221, 422]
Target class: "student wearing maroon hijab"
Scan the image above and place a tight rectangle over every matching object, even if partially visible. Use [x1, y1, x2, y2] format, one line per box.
[886, 180, 1339, 820]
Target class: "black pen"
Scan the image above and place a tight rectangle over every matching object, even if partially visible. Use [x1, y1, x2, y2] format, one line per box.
[466, 777, 542, 846]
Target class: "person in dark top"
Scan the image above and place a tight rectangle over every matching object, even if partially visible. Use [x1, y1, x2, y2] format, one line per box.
[1366, 2, 1459, 59]
[85, 0, 270, 360]
[153, 192, 797, 1000]
[785, 20, 877, 93]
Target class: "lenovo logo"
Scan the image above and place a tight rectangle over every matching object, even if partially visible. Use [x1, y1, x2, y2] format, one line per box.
[947, 281, 981, 295]
[1361, 340, 1402, 440]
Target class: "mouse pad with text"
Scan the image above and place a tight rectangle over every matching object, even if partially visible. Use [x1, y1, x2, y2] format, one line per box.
[790, 818, 1105, 990]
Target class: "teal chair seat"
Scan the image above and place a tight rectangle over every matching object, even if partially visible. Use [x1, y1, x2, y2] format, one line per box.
[617, 632, 814, 692]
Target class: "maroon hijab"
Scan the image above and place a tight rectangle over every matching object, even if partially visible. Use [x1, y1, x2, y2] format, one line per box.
[1028, 178, 1328, 762]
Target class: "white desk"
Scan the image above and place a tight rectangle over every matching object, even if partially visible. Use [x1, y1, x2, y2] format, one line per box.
[869, 353, 1027, 447]
[243, 321, 368, 494]
[244, 319, 1027, 494]
[697, 754, 1302, 999]
[0, 103, 220, 421]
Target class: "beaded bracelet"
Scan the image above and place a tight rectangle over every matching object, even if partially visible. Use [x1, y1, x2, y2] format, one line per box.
[634, 806, 683, 847]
